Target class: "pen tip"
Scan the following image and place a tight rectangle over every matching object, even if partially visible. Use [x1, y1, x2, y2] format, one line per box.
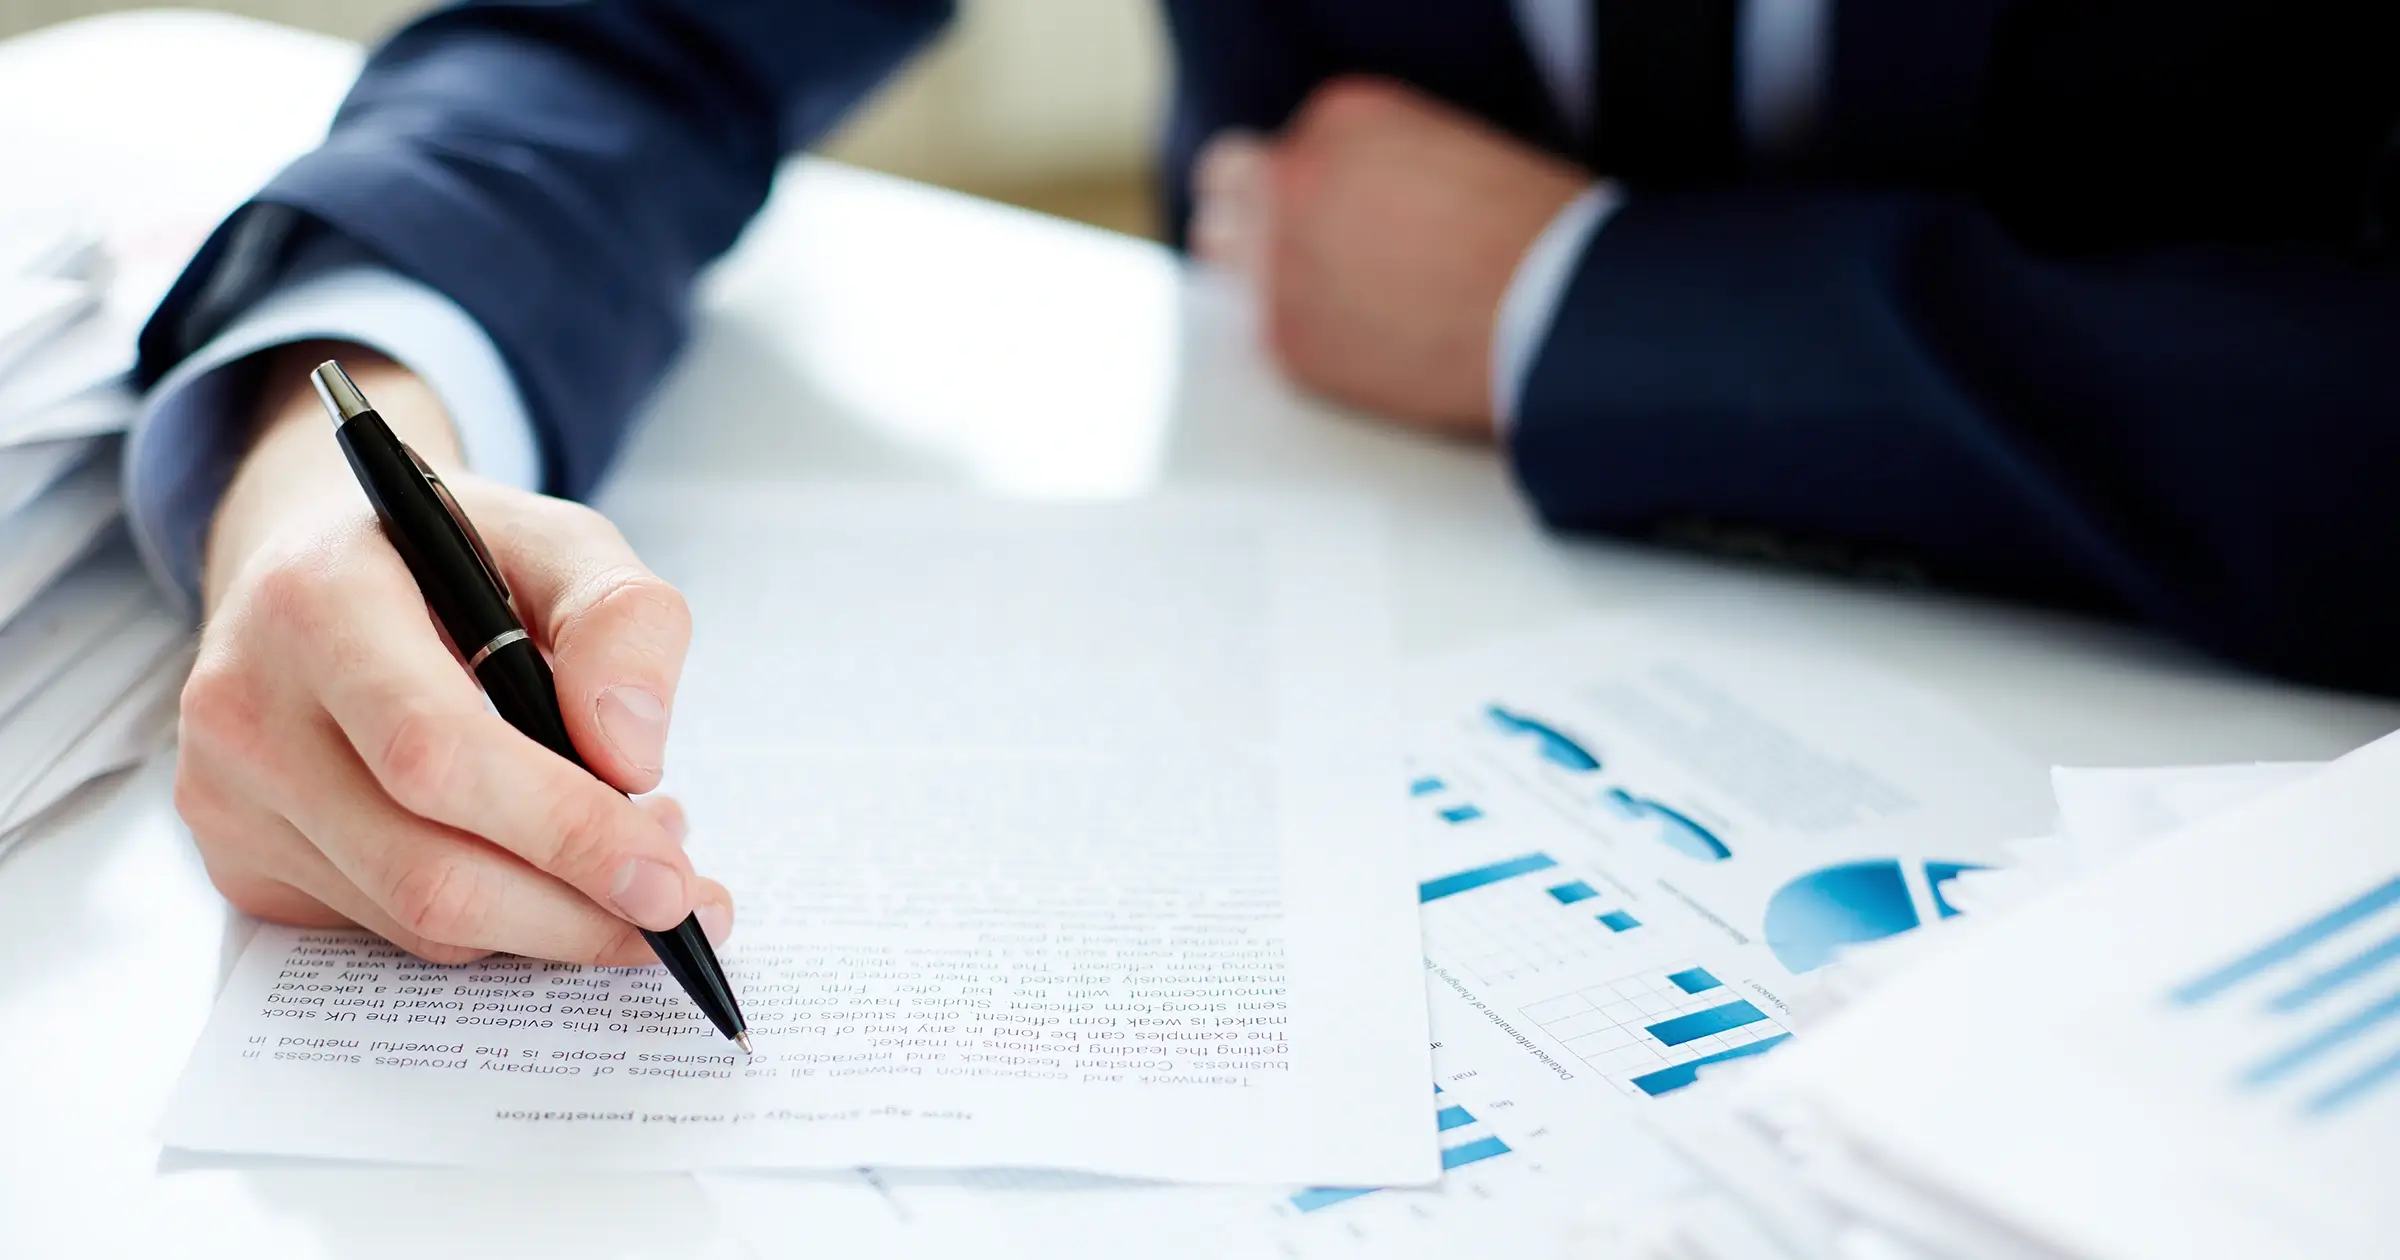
[735, 1031, 755, 1056]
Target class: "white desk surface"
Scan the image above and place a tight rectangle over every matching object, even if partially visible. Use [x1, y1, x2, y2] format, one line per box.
[3, 13, 2394, 1259]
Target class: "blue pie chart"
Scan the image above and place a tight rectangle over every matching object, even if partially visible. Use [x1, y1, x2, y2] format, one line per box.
[1764, 858, 1982, 973]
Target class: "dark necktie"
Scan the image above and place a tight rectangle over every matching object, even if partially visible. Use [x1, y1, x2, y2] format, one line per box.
[1591, 0, 1743, 183]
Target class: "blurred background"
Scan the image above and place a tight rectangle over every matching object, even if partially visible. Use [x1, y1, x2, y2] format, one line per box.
[0, 1, 1170, 238]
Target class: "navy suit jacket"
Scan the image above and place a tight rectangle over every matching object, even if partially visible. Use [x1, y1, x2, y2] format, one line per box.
[140, 1, 2400, 691]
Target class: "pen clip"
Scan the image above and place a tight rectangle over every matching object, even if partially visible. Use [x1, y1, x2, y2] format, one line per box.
[402, 442, 515, 610]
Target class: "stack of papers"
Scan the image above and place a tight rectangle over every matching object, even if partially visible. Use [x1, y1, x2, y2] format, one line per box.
[0, 210, 192, 860]
[695, 612, 2058, 1259]
[1598, 749, 2397, 1260]
[0, 11, 380, 863]
[0, 207, 142, 446]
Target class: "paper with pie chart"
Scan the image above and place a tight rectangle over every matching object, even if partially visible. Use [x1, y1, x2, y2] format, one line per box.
[1410, 614, 2050, 977]
[1383, 611, 2052, 1128]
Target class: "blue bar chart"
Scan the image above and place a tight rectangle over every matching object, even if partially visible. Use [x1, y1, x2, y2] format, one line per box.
[2168, 875, 2400, 1120]
[1629, 1035, 1793, 1096]
[1522, 962, 1794, 1098]
[1287, 1185, 1376, 1213]
[1439, 1136, 1510, 1169]
[1645, 999, 1769, 1046]
[1420, 854, 1559, 903]
[1406, 766, 1493, 828]
[1418, 852, 1652, 983]
[1666, 967, 1723, 994]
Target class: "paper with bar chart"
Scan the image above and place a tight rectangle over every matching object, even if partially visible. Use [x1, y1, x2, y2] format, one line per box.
[1737, 731, 2400, 1260]
[706, 613, 2052, 1260]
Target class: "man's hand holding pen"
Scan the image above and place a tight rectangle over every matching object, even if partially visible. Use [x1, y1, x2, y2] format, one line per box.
[177, 342, 735, 967]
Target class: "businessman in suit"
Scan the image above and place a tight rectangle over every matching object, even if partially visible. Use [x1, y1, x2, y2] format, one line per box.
[135, 1, 2400, 965]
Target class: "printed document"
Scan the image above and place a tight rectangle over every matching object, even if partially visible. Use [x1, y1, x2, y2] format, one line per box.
[1727, 733, 2400, 1260]
[705, 614, 2054, 1259]
[161, 490, 1434, 1182]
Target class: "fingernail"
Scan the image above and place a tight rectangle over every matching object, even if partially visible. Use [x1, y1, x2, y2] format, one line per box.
[609, 858, 686, 929]
[597, 686, 668, 774]
[696, 902, 733, 948]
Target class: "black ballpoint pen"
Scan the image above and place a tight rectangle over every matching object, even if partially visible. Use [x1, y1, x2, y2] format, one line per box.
[309, 359, 751, 1054]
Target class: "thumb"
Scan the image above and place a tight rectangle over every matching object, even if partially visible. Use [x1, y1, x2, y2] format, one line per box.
[465, 482, 692, 795]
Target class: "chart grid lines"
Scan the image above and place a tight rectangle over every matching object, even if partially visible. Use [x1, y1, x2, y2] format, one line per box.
[1422, 865, 1650, 984]
[1523, 964, 1793, 1097]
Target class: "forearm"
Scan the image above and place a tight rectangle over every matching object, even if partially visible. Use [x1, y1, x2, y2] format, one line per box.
[138, 0, 951, 501]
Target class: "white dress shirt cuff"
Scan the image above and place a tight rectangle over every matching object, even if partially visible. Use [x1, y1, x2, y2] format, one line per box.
[126, 263, 539, 613]
[1491, 182, 1624, 433]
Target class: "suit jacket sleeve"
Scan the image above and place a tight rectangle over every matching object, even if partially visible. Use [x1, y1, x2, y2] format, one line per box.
[1511, 188, 2400, 691]
[135, 0, 953, 499]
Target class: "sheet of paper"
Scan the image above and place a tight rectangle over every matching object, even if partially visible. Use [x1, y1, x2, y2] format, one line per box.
[0, 274, 96, 381]
[1733, 732, 2400, 1260]
[1797, 762, 2329, 993]
[0, 376, 136, 447]
[0, 451, 119, 629]
[706, 613, 2055, 1260]
[0, 574, 185, 825]
[0, 635, 187, 846]
[712, 956, 1701, 1260]
[160, 489, 1434, 1181]
[0, 538, 179, 866]
[1569, 757, 2360, 1260]
[0, 216, 123, 431]
[0, 534, 153, 726]
[0, 209, 104, 283]
[2049, 761, 2321, 866]
[0, 435, 100, 523]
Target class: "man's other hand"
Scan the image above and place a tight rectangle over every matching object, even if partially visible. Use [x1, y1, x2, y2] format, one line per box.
[1191, 77, 1589, 439]
[175, 343, 731, 966]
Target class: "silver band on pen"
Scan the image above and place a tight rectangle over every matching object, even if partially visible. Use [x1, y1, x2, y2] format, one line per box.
[466, 628, 530, 671]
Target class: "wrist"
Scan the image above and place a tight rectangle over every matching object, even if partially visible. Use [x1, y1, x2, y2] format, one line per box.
[201, 343, 462, 615]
